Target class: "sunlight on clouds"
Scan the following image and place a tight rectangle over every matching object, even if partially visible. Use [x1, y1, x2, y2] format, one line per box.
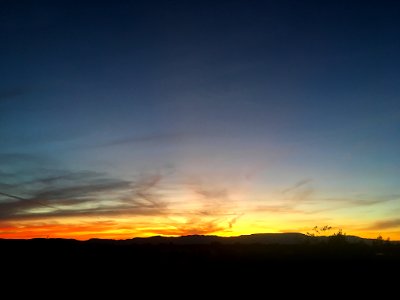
[24, 207, 56, 214]
[0, 164, 399, 240]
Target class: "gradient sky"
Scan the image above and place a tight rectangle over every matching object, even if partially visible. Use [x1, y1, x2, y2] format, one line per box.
[1, 0, 400, 240]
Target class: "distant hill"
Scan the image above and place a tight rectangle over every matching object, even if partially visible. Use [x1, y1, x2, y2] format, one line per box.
[86, 232, 374, 245]
[1, 232, 399, 277]
[0, 232, 381, 245]
[122, 232, 310, 245]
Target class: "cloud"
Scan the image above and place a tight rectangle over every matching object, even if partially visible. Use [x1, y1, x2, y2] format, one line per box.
[169, 179, 244, 234]
[31, 179, 130, 202]
[282, 178, 312, 194]
[24, 170, 103, 185]
[194, 187, 228, 200]
[0, 220, 136, 239]
[0, 170, 169, 222]
[322, 194, 400, 208]
[228, 213, 244, 229]
[0, 162, 247, 237]
[0, 191, 56, 208]
[121, 173, 167, 210]
[254, 204, 307, 214]
[280, 178, 314, 204]
[99, 132, 192, 147]
[144, 218, 225, 236]
[188, 181, 233, 215]
[367, 219, 400, 230]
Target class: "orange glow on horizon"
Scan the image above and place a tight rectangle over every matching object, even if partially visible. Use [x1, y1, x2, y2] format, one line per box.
[1, 180, 398, 241]
[1, 218, 398, 241]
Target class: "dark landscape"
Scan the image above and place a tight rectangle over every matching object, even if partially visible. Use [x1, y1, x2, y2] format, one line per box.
[3, 233, 399, 269]
[2, 233, 400, 291]
[2, 2, 400, 290]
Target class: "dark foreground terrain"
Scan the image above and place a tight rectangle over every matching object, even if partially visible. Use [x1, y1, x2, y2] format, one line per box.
[2, 233, 399, 266]
[2, 233, 399, 288]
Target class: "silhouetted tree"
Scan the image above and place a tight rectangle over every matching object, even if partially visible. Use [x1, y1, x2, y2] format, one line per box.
[328, 229, 347, 245]
[306, 225, 332, 237]
[373, 235, 384, 246]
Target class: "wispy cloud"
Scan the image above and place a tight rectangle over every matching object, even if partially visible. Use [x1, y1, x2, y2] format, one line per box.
[24, 170, 103, 185]
[194, 186, 228, 200]
[0, 155, 249, 237]
[144, 218, 225, 236]
[99, 132, 193, 147]
[367, 219, 400, 230]
[282, 178, 312, 194]
[0, 170, 169, 222]
[280, 177, 399, 213]
[228, 213, 244, 229]
[0, 220, 137, 239]
[322, 194, 400, 208]
[253, 204, 315, 215]
[281, 178, 314, 204]
[169, 180, 245, 234]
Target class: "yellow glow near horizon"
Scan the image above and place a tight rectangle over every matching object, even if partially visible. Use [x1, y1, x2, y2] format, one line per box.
[1, 211, 399, 241]
[1, 172, 399, 241]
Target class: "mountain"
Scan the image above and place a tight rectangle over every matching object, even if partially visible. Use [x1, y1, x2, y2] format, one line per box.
[0, 232, 379, 245]
[95, 232, 372, 245]
[2, 232, 398, 277]
[123, 232, 308, 245]
[1, 232, 398, 289]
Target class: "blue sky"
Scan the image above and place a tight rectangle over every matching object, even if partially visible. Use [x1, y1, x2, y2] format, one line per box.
[1, 0, 400, 239]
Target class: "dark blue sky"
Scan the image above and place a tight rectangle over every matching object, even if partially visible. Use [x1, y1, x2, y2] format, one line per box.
[1, 1, 400, 238]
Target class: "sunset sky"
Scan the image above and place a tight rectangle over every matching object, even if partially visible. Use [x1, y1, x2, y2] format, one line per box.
[1, 0, 400, 240]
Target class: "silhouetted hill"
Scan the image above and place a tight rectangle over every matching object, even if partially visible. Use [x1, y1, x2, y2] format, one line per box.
[1, 233, 399, 260]
[0, 232, 389, 247]
[121, 232, 310, 245]
[1, 233, 399, 288]
[1, 232, 397, 267]
[88, 232, 375, 245]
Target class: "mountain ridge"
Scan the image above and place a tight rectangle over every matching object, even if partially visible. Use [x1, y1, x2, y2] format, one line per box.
[120, 232, 376, 245]
[1, 232, 392, 245]
[0, 232, 381, 244]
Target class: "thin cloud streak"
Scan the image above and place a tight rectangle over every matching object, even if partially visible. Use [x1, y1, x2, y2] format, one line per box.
[282, 178, 312, 194]
[229, 213, 244, 229]
[322, 194, 400, 208]
[98, 132, 194, 147]
[0, 191, 58, 210]
[0, 170, 168, 222]
[4, 163, 398, 238]
[367, 219, 400, 230]
[144, 218, 225, 236]
[0, 163, 248, 237]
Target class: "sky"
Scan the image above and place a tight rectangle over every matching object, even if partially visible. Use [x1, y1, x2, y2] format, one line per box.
[1, 0, 400, 240]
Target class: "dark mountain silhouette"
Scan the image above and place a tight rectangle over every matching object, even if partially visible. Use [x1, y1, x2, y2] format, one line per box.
[1, 232, 399, 288]
[87, 232, 376, 245]
[122, 232, 310, 245]
[1, 232, 396, 265]
[0, 232, 390, 246]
